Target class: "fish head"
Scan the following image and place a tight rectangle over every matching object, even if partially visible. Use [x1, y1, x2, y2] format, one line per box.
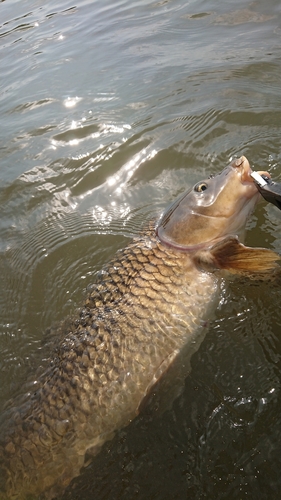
[157, 156, 267, 249]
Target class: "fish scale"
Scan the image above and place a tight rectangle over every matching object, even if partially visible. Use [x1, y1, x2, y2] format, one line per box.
[1, 156, 279, 499]
[0, 225, 217, 500]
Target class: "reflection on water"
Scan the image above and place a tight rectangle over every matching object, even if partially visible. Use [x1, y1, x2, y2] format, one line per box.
[1, 0, 281, 498]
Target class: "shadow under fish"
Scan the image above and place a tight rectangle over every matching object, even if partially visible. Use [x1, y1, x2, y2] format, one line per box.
[0, 156, 279, 499]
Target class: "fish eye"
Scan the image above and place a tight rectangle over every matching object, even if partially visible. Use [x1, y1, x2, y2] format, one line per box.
[194, 182, 208, 192]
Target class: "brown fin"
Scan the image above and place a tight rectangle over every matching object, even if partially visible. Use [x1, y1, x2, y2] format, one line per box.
[195, 236, 280, 274]
[137, 349, 180, 415]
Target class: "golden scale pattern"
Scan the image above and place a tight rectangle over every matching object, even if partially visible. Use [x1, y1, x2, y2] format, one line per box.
[0, 225, 218, 499]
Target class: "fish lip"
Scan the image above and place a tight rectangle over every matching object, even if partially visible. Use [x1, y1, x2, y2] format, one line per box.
[231, 155, 253, 184]
[231, 155, 271, 185]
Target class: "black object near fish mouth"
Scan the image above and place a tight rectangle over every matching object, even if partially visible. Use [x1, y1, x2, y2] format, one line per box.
[251, 171, 281, 210]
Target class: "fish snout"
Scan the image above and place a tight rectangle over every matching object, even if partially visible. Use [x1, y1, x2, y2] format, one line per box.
[231, 155, 271, 185]
[230, 155, 253, 183]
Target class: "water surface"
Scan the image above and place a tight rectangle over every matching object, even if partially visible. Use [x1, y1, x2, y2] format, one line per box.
[1, 0, 281, 498]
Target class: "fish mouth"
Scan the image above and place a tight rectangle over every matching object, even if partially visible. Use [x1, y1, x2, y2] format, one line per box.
[216, 155, 268, 229]
[231, 155, 270, 185]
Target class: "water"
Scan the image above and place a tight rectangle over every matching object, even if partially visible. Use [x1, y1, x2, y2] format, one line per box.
[1, 0, 281, 498]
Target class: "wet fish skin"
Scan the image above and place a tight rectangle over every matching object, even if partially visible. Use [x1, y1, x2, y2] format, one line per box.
[1, 156, 279, 499]
[0, 225, 218, 499]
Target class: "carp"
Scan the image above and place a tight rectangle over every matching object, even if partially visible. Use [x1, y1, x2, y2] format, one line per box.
[0, 156, 279, 499]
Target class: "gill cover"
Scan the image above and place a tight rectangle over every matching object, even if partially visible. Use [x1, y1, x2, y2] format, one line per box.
[156, 170, 231, 250]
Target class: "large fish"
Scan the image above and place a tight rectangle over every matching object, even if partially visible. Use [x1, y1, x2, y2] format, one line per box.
[0, 156, 279, 499]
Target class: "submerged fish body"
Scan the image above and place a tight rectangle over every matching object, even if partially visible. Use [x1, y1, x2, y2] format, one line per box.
[0, 156, 279, 499]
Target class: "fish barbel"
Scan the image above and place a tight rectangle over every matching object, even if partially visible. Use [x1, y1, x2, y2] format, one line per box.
[0, 156, 279, 499]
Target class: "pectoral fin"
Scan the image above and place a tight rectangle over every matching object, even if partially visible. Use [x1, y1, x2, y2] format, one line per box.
[195, 236, 280, 275]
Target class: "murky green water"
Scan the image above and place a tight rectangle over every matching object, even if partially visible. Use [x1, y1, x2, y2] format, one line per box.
[1, 0, 281, 498]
